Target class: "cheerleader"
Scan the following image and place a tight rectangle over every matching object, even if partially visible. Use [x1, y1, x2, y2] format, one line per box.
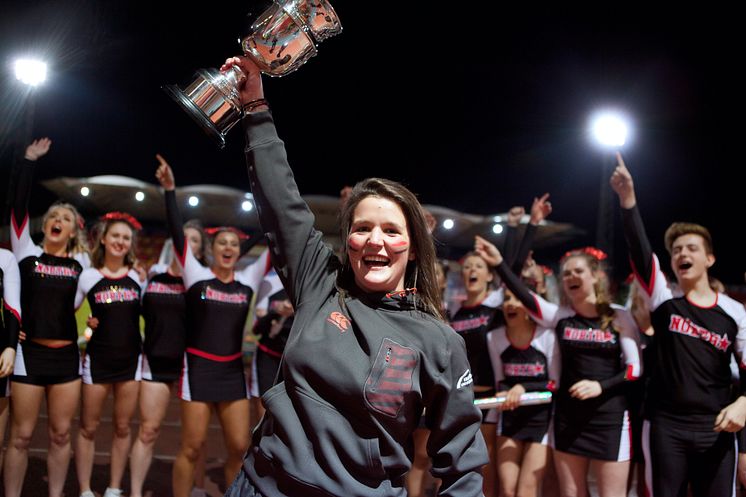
[4, 138, 90, 497]
[611, 153, 746, 497]
[487, 287, 559, 497]
[449, 195, 551, 497]
[476, 236, 641, 497]
[74, 212, 145, 497]
[249, 269, 289, 421]
[129, 219, 207, 497]
[0, 249, 21, 471]
[155, 156, 271, 497]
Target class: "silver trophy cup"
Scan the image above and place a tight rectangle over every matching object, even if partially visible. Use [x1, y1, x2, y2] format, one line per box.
[165, 0, 341, 148]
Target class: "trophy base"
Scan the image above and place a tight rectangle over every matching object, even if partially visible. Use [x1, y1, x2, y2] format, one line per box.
[164, 84, 228, 149]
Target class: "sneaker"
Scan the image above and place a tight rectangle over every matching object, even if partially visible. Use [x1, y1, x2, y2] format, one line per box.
[80, 491, 96, 497]
[190, 488, 208, 497]
[103, 488, 123, 497]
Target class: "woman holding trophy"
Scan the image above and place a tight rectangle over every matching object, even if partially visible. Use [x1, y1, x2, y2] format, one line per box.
[218, 54, 488, 497]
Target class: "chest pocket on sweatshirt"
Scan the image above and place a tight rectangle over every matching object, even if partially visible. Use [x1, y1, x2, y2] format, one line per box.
[364, 338, 417, 417]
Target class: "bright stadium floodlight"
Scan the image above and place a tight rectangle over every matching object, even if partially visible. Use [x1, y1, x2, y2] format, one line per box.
[241, 200, 253, 212]
[589, 108, 633, 266]
[442, 219, 454, 230]
[135, 191, 145, 202]
[14, 58, 47, 87]
[590, 111, 629, 148]
[492, 224, 504, 234]
[80, 186, 90, 197]
[188, 195, 199, 207]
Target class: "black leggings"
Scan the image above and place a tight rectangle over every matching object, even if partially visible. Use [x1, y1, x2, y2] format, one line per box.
[643, 420, 737, 497]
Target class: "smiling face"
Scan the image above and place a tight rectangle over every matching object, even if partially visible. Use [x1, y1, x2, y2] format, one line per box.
[211, 231, 240, 272]
[43, 205, 77, 246]
[346, 195, 414, 293]
[561, 255, 597, 304]
[101, 221, 133, 259]
[461, 254, 493, 298]
[669, 233, 714, 285]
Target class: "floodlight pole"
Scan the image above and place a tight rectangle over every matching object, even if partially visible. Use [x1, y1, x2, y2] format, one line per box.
[595, 153, 616, 271]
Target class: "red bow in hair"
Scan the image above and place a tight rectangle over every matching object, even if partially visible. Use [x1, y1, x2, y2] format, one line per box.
[100, 211, 142, 230]
[563, 246, 608, 261]
[205, 226, 250, 240]
[540, 265, 553, 276]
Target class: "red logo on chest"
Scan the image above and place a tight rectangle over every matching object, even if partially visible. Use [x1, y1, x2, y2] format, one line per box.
[327, 311, 350, 332]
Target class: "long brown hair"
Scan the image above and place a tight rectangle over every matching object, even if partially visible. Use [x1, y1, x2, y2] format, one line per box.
[337, 178, 444, 321]
[90, 219, 138, 269]
[560, 251, 616, 330]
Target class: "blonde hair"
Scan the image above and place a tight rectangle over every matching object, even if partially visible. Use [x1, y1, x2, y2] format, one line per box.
[41, 202, 89, 256]
[90, 219, 138, 269]
[560, 251, 616, 331]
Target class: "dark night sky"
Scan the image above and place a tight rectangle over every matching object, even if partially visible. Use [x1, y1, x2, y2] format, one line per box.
[1, 3, 744, 285]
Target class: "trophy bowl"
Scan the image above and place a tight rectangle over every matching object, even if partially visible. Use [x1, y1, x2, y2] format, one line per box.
[165, 0, 342, 147]
[282, 0, 342, 42]
[240, 1, 318, 77]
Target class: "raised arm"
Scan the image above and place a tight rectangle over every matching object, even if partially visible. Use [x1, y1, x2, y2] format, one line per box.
[508, 193, 552, 274]
[155, 155, 209, 289]
[502, 206, 524, 269]
[474, 235, 559, 328]
[10, 138, 51, 258]
[610, 153, 656, 290]
[224, 56, 335, 306]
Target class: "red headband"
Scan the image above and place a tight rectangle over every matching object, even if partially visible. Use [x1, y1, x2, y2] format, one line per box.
[205, 226, 250, 240]
[100, 211, 142, 231]
[563, 246, 607, 262]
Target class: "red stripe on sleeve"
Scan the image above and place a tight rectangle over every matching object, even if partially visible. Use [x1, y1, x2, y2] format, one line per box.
[10, 210, 28, 241]
[624, 364, 639, 381]
[3, 301, 21, 326]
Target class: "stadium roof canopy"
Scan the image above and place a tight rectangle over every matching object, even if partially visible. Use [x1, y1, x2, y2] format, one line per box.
[33, 175, 585, 256]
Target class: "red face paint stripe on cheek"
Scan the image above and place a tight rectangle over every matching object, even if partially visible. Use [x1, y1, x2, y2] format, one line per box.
[390, 241, 409, 254]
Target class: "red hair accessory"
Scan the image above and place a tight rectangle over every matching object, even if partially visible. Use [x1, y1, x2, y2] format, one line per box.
[563, 246, 608, 261]
[77, 215, 86, 231]
[540, 265, 553, 276]
[100, 211, 142, 231]
[205, 226, 250, 240]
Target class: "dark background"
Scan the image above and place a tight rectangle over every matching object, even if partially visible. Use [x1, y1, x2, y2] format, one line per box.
[1, 3, 744, 285]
